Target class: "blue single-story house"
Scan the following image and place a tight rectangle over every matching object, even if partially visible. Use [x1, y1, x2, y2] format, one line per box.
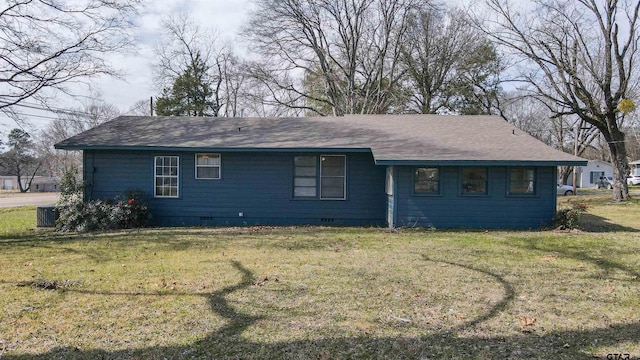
[55, 114, 586, 229]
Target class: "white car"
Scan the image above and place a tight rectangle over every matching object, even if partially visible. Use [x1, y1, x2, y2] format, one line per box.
[596, 176, 613, 189]
[557, 184, 575, 196]
[628, 175, 640, 186]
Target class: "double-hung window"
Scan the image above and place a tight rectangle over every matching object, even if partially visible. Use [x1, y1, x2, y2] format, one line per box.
[293, 156, 317, 197]
[155, 156, 179, 198]
[195, 153, 221, 179]
[509, 167, 535, 195]
[293, 155, 346, 200]
[461, 167, 488, 195]
[414, 167, 440, 194]
[320, 155, 346, 199]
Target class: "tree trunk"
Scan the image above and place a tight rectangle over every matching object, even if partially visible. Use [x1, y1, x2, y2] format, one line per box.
[17, 172, 27, 193]
[559, 166, 572, 185]
[605, 127, 631, 201]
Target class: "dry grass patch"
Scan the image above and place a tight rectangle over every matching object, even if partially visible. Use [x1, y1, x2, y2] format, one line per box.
[0, 197, 639, 359]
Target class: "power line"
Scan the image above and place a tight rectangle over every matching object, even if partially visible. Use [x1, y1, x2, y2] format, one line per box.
[1, 110, 62, 121]
[0, 100, 95, 118]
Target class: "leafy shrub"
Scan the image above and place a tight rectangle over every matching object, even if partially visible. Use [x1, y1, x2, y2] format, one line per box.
[553, 202, 588, 230]
[55, 167, 149, 232]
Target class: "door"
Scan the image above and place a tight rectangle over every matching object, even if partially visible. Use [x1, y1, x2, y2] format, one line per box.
[3, 179, 12, 190]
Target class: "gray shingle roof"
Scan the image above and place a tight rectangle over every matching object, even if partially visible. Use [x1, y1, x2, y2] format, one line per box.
[54, 114, 585, 165]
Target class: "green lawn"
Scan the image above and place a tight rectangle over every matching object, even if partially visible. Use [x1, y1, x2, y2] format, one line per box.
[0, 206, 36, 239]
[0, 198, 639, 359]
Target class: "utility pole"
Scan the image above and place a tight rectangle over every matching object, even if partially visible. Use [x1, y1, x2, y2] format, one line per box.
[572, 122, 580, 195]
[150, 96, 154, 116]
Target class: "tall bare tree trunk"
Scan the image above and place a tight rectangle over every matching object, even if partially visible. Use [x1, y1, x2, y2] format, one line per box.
[605, 123, 631, 200]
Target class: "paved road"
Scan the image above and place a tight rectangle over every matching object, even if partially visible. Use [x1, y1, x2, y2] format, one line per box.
[0, 192, 59, 208]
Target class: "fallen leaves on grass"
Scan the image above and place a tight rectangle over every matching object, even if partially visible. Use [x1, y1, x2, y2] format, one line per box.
[519, 316, 537, 326]
[519, 316, 537, 333]
[160, 278, 177, 290]
[539, 254, 559, 261]
[253, 276, 280, 286]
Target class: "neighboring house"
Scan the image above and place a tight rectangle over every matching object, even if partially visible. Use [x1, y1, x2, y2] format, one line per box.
[567, 160, 613, 188]
[630, 160, 640, 176]
[31, 177, 60, 192]
[0, 176, 20, 191]
[55, 115, 586, 229]
[0, 175, 60, 192]
[0, 175, 32, 191]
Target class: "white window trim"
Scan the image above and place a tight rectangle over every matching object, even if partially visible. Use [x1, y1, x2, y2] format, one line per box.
[319, 154, 346, 200]
[154, 155, 180, 198]
[195, 153, 221, 180]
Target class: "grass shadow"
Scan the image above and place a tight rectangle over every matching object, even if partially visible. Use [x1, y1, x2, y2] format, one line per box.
[6, 323, 640, 359]
[579, 213, 640, 233]
[4, 259, 639, 359]
[513, 237, 640, 281]
[420, 255, 516, 331]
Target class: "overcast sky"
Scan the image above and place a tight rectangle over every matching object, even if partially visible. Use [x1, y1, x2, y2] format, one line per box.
[0, 0, 253, 139]
[102, 0, 253, 110]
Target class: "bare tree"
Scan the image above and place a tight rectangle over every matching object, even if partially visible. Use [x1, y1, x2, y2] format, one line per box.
[36, 100, 120, 177]
[243, 0, 421, 116]
[501, 90, 603, 184]
[154, 14, 244, 117]
[0, 0, 140, 122]
[479, 0, 640, 201]
[126, 99, 154, 116]
[219, 52, 248, 117]
[0, 128, 41, 192]
[242, 64, 307, 117]
[401, 6, 502, 115]
[557, 118, 602, 185]
[501, 92, 558, 144]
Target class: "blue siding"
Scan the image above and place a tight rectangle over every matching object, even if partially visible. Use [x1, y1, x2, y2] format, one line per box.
[83, 150, 387, 227]
[82, 150, 558, 229]
[394, 166, 557, 229]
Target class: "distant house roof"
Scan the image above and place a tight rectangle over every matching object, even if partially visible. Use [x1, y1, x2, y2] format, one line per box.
[584, 159, 612, 166]
[55, 114, 586, 166]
